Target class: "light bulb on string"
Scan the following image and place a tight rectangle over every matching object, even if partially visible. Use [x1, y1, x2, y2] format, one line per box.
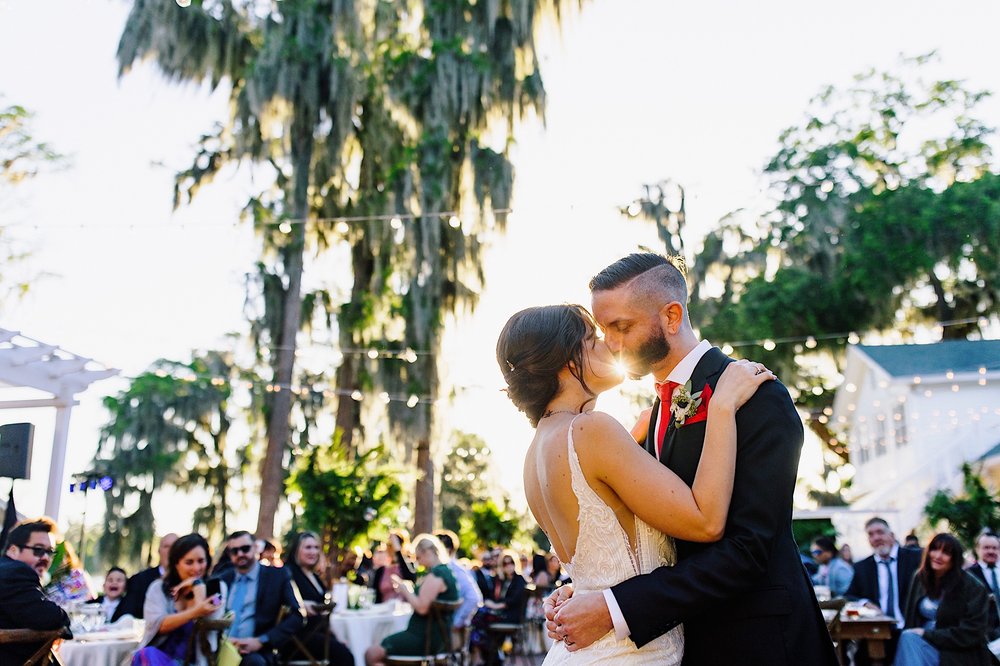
[367, 349, 379, 360]
[448, 216, 461, 229]
[351, 390, 363, 402]
[390, 216, 403, 230]
[278, 221, 293, 234]
[335, 221, 350, 234]
[176, 0, 191, 6]
[406, 395, 419, 408]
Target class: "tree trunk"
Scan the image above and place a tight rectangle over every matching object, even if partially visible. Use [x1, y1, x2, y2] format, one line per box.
[255, 114, 313, 540]
[413, 431, 435, 535]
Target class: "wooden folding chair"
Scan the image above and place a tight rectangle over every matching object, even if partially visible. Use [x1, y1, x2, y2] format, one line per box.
[0, 627, 71, 666]
[385, 598, 464, 666]
[184, 616, 234, 666]
[282, 602, 335, 666]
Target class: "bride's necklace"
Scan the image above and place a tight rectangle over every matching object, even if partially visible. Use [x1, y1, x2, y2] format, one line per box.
[541, 409, 584, 419]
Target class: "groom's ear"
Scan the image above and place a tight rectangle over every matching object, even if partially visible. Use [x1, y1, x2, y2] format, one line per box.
[658, 301, 685, 335]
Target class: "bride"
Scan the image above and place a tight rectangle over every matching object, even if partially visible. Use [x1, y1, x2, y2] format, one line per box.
[496, 304, 773, 664]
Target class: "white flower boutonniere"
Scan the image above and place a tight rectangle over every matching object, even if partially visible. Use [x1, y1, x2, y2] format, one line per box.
[670, 380, 704, 427]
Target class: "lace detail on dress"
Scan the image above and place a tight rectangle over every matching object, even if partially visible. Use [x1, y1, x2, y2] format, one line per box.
[541, 415, 682, 665]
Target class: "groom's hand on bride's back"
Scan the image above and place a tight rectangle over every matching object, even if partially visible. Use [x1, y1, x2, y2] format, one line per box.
[544, 585, 574, 639]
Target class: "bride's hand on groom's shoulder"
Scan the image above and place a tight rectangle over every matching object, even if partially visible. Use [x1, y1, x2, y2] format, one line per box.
[712, 359, 776, 413]
[544, 585, 574, 639]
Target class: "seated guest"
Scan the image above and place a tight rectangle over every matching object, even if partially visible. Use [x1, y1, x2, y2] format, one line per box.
[86, 567, 127, 621]
[133, 533, 227, 666]
[371, 530, 417, 603]
[846, 517, 922, 665]
[282, 532, 353, 666]
[468, 550, 528, 660]
[472, 549, 498, 602]
[896, 533, 992, 666]
[364, 535, 459, 666]
[0, 517, 70, 666]
[965, 531, 1000, 640]
[114, 533, 178, 621]
[434, 530, 483, 630]
[45, 539, 94, 605]
[811, 536, 854, 597]
[214, 530, 305, 665]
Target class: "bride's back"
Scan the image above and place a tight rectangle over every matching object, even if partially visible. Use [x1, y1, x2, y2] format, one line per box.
[524, 413, 672, 591]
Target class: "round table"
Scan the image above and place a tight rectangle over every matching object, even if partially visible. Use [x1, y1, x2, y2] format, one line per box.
[59, 635, 140, 666]
[330, 607, 413, 666]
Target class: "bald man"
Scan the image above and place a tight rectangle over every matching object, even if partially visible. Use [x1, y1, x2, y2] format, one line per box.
[112, 533, 177, 620]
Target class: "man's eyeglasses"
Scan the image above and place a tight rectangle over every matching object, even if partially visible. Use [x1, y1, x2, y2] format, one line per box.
[230, 544, 254, 555]
[17, 544, 56, 558]
[810, 549, 824, 557]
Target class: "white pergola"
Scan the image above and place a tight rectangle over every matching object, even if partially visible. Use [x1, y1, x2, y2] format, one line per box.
[0, 328, 118, 521]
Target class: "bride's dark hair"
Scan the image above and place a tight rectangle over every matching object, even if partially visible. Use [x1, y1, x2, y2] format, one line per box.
[496, 304, 596, 426]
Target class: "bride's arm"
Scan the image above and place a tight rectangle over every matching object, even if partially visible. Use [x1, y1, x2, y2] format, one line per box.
[577, 362, 772, 542]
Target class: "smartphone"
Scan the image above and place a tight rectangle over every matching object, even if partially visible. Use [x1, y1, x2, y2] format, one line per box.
[205, 578, 221, 598]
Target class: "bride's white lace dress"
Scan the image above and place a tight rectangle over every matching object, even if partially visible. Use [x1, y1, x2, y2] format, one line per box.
[542, 418, 684, 665]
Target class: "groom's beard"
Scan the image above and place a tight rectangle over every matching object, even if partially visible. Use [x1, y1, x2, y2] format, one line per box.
[625, 327, 671, 379]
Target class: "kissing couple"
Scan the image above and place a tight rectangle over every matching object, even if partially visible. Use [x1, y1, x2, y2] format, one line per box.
[496, 252, 838, 665]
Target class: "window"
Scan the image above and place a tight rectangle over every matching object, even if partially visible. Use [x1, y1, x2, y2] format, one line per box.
[894, 405, 908, 447]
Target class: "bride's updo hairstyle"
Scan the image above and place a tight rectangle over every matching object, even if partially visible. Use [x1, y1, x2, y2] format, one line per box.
[496, 304, 595, 426]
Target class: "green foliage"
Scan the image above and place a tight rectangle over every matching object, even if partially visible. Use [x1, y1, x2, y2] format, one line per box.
[459, 498, 520, 552]
[924, 463, 1000, 549]
[792, 519, 837, 554]
[286, 439, 403, 561]
[439, 432, 494, 534]
[92, 352, 247, 569]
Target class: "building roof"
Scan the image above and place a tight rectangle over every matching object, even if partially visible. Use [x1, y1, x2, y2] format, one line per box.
[857, 340, 1000, 378]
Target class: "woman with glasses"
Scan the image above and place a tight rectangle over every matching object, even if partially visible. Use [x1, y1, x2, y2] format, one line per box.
[896, 533, 992, 666]
[364, 534, 459, 665]
[810, 537, 854, 598]
[132, 533, 227, 666]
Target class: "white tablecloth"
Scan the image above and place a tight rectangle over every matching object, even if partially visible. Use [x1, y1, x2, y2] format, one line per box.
[59, 637, 139, 666]
[330, 608, 413, 666]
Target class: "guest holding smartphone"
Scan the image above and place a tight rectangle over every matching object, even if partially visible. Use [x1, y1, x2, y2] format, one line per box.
[133, 533, 227, 666]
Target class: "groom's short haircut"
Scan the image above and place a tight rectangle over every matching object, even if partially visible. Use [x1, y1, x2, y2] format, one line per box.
[589, 252, 670, 291]
[590, 252, 689, 311]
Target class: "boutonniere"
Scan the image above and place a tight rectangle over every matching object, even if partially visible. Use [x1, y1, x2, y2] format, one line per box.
[670, 381, 713, 427]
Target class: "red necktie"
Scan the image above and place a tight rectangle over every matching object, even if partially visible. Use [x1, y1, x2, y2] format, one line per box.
[654, 380, 679, 459]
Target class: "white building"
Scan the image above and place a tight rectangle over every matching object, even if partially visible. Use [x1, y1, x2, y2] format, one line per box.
[831, 340, 1000, 543]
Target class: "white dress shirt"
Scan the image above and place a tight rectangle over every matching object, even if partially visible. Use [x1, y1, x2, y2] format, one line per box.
[602, 339, 715, 641]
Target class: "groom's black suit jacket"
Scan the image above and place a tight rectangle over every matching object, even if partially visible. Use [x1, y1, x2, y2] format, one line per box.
[613, 347, 838, 665]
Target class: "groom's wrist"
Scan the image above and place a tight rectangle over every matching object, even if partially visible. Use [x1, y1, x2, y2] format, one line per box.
[602, 589, 631, 641]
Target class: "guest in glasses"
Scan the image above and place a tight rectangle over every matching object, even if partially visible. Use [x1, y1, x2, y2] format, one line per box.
[810, 536, 854, 597]
[468, 549, 528, 661]
[213, 530, 304, 664]
[0, 517, 70, 666]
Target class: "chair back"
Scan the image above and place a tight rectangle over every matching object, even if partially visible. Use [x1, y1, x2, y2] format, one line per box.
[0, 627, 71, 666]
[184, 616, 234, 666]
[282, 602, 335, 666]
[426, 598, 463, 656]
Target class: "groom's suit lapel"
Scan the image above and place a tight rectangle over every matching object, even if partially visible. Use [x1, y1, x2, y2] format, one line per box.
[662, 347, 730, 472]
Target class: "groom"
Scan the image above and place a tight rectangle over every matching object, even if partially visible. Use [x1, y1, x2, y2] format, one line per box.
[547, 253, 837, 664]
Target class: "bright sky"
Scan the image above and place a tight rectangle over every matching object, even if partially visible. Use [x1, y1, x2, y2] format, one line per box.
[2, 0, 999, 535]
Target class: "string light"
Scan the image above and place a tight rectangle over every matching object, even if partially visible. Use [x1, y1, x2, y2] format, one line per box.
[23, 208, 511, 232]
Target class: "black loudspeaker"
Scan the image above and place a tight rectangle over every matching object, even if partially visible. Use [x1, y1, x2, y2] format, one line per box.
[0, 423, 34, 479]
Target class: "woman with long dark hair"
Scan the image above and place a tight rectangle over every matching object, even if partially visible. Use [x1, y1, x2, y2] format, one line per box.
[132, 533, 227, 666]
[896, 532, 991, 666]
[282, 531, 353, 665]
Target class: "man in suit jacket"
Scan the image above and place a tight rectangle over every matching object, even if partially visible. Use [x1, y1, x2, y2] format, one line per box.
[965, 530, 1000, 640]
[549, 253, 837, 665]
[473, 549, 499, 602]
[112, 532, 177, 620]
[214, 530, 305, 665]
[845, 517, 922, 664]
[0, 517, 71, 666]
